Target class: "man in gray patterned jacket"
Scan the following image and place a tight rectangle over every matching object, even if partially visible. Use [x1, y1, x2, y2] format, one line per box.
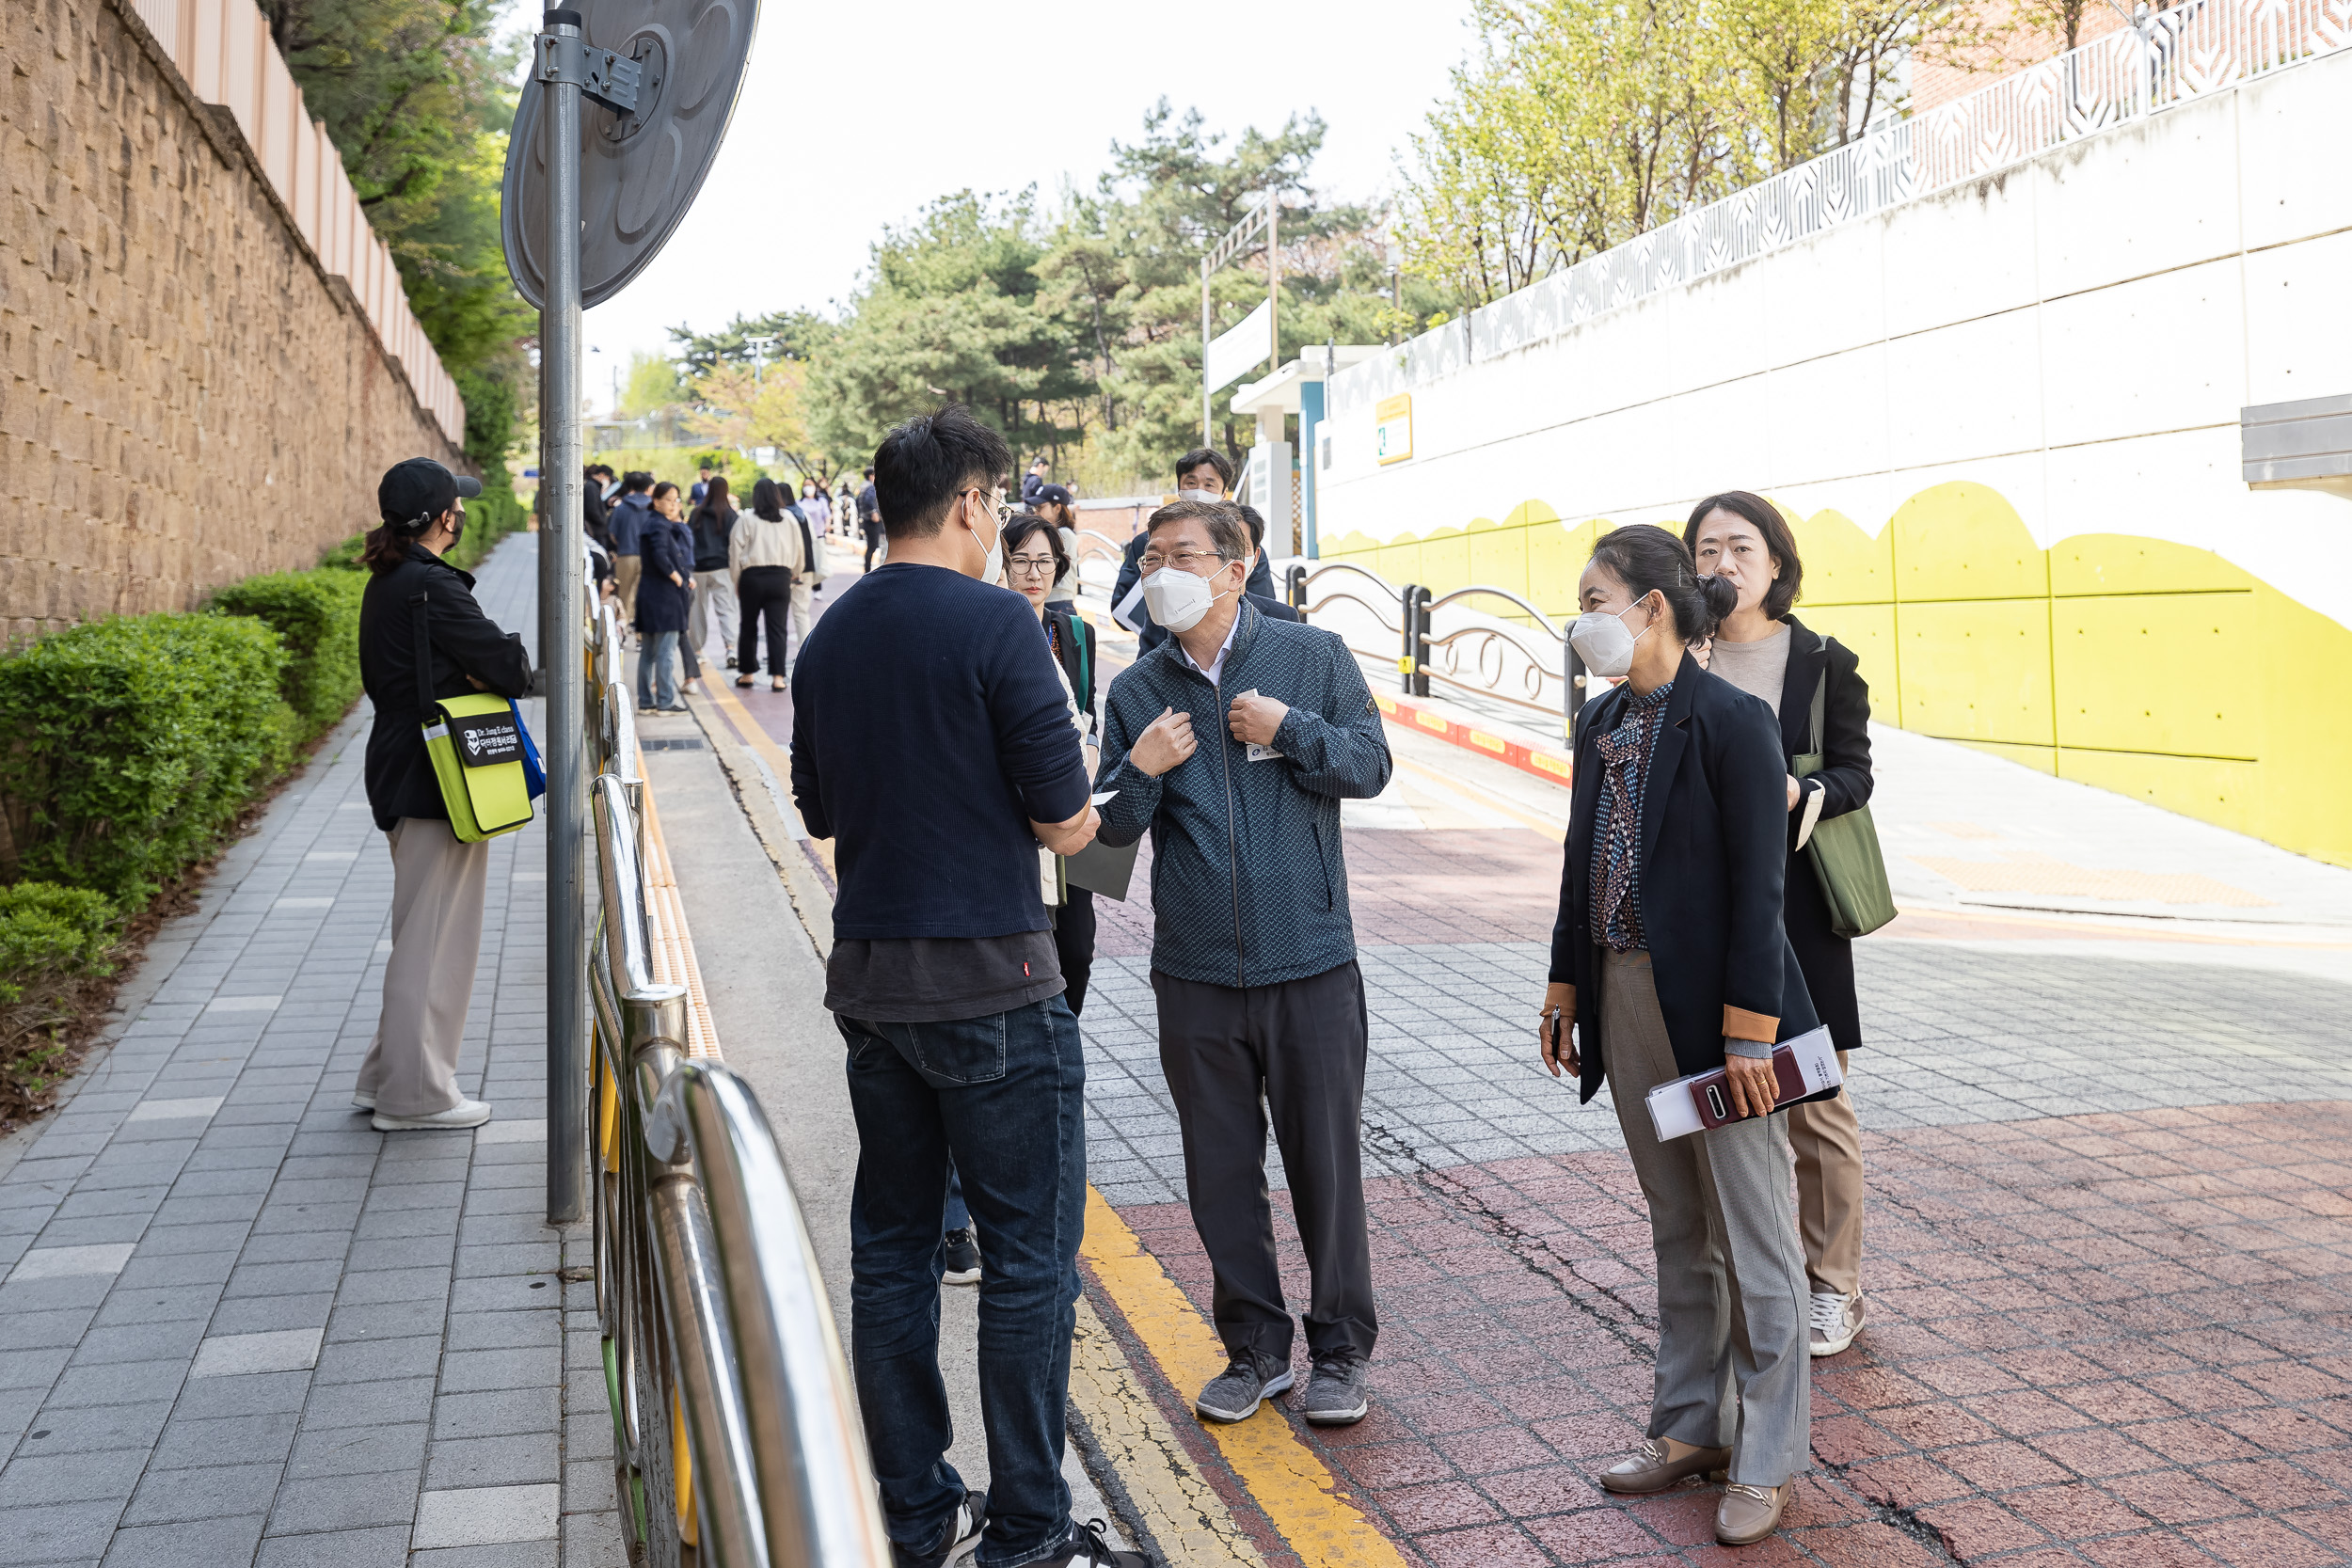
[1094, 499, 1393, 1428]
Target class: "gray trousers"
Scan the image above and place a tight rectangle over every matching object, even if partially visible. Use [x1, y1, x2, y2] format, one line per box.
[1153, 961, 1376, 1362]
[356, 817, 487, 1117]
[690, 573, 739, 659]
[1600, 948, 1810, 1485]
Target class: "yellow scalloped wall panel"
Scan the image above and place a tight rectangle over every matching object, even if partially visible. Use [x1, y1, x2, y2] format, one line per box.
[1891, 483, 2048, 600]
[1315, 483, 2352, 864]
[1793, 604, 1896, 692]
[1470, 520, 1528, 598]
[1789, 509, 1893, 607]
[2054, 593, 2251, 759]
[2058, 750, 2261, 836]
[1897, 598, 2055, 745]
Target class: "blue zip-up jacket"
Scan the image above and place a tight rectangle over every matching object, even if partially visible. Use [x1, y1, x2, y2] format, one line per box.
[608, 493, 651, 555]
[1096, 598, 1392, 988]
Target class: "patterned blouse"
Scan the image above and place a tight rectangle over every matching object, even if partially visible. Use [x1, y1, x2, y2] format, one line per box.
[1589, 681, 1675, 952]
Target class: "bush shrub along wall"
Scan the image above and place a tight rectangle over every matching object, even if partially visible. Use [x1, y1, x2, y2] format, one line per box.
[212, 572, 368, 742]
[0, 614, 294, 903]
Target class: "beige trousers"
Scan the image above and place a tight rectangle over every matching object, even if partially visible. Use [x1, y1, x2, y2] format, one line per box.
[788, 580, 816, 655]
[613, 554, 642, 626]
[1786, 1051, 1864, 1296]
[355, 816, 488, 1117]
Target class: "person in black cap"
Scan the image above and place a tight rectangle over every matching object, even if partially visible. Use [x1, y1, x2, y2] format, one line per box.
[354, 457, 534, 1132]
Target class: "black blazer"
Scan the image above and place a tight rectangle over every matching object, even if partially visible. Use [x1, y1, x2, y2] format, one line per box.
[1777, 615, 1873, 831]
[359, 546, 534, 832]
[1550, 652, 1820, 1105]
[1045, 608, 1099, 723]
[1774, 614, 1874, 1054]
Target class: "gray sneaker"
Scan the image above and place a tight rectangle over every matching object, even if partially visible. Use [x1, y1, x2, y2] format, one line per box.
[1303, 1353, 1369, 1425]
[1193, 1350, 1292, 1423]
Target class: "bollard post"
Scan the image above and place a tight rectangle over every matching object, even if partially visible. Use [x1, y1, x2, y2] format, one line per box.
[1565, 640, 1588, 750]
[1285, 562, 1306, 610]
[540, 5, 588, 1226]
[1407, 585, 1432, 698]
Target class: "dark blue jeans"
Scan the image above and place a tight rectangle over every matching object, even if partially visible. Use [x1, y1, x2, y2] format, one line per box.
[838, 997, 1087, 1567]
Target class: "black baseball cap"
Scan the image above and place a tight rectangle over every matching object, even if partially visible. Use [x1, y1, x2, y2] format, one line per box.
[1033, 483, 1073, 507]
[378, 457, 483, 530]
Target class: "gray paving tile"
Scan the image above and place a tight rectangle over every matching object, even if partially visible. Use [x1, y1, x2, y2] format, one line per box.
[13, 1401, 175, 1458]
[99, 1513, 265, 1567]
[120, 1462, 281, 1525]
[431, 1387, 559, 1442]
[254, 1524, 408, 1567]
[297, 1376, 436, 1430]
[0, 1501, 123, 1565]
[0, 1447, 151, 1508]
[266, 1468, 420, 1534]
[283, 1421, 428, 1481]
[150, 1411, 299, 1469]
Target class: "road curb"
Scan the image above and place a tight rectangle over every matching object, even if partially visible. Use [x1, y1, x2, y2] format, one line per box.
[1373, 691, 1574, 787]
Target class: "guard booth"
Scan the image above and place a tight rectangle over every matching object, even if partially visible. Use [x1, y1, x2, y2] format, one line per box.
[1228, 347, 1385, 560]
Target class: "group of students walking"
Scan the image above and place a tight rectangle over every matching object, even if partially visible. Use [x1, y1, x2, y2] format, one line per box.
[580, 462, 831, 709]
[785, 402, 1879, 1566]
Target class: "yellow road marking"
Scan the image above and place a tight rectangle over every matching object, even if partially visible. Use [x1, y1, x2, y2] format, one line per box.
[1082, 1190, 1409, 1567]
[698, 680, 796, 786]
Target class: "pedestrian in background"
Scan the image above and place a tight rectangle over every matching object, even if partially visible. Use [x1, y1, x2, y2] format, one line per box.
[1030, 483, 1080, 614]
[1001, 512, 1100, 1014]
[1022, 456, 1050, 503]
[1094, 498, 1393, 1430]
[789, 405, 1136, 1568]
[355, 458, 532, 1132]
[1539, 523, 1819, 1547]
[786, 484, 826, 661]
[583, 463, 614, 548]
[688, 475, 741, 671]
[730, 477, 803, 692]
[691, 462, 713, 507]
[609, 470, 654, 631]
[801, 478, 833, 541]
[858, 465, 885, 571]
[634, 482, 693, 713]
[1686, 491, 1875, 1359]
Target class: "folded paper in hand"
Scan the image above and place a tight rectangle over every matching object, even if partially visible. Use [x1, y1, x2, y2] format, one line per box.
[1644, 1027, 1841, 1142]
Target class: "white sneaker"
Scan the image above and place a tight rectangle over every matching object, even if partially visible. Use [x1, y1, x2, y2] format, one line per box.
[1809, 1291, 1866, 1356]
[373, 1100, 493, 1132]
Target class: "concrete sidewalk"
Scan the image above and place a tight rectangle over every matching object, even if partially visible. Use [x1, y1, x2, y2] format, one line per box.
[0, 538, 623, 1568]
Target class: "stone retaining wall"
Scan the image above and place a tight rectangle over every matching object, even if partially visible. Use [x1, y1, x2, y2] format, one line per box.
[0, 0, 466, 640]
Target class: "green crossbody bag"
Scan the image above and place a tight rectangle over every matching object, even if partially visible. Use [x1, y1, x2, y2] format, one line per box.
[411, 594, 534, 843]
[1791, 637, 1897, 939]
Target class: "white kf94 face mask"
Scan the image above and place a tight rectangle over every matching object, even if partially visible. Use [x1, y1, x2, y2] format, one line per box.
[1567, 596, 1655, 679]
[1141, 566, 1231, 634]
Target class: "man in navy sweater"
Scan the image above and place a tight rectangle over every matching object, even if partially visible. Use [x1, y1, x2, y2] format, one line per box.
[790, 406, 1141, 1568]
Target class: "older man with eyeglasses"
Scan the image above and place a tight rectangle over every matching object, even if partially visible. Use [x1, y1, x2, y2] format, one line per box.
[1093, 498, 1394, 1431]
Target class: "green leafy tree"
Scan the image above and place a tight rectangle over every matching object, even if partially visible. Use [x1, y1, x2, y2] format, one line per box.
[259, 0, 532, 460]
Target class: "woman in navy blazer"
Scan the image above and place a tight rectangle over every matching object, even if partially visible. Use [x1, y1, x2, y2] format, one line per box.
[1536, 523, 1819, 1547]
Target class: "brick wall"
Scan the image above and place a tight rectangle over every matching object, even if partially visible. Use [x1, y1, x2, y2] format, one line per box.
[0, 0, 465, 641]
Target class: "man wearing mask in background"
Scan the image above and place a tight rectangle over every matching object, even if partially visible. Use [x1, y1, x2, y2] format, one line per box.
[1094, 498, 1392, 1433]
[1022, 456, 1050, 503]
[609, 470, 654, 635]
[1114, 450, 1279, 642]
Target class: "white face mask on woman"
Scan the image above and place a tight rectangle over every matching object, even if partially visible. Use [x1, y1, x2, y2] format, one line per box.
[1567, 594, 1656, 679]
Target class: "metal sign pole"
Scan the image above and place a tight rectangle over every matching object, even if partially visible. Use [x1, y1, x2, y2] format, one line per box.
[540, 6, 588, 1227]
[1200, 257, 1213, 450]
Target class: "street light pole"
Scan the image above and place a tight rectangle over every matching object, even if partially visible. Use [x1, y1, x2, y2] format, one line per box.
[538, 6, 588, 1227]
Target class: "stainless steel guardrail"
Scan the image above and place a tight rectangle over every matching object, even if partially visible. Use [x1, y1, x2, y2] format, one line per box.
[580, 579, 889, 1567]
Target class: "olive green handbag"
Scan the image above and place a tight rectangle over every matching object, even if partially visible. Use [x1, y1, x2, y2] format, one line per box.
[411, 594, 534, 843]
[1791, 641, 1897, 939]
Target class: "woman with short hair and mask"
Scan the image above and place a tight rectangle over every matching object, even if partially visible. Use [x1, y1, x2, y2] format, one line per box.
[1686, 491, 1878, 1361]
[1536, 523, 1823, 1547]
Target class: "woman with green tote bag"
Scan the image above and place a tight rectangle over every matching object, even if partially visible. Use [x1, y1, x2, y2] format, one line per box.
[357, 458, 534, 1132]
[1686, 491, 1891, 1361]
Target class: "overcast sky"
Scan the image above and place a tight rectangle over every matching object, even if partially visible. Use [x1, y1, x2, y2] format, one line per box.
[545, 0, 1479, 411]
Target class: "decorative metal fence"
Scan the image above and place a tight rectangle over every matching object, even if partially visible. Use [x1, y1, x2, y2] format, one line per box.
[1331, 0, 2352, 421]
[1287, 561, 1573, 720]
[580, 590, 890, 1568]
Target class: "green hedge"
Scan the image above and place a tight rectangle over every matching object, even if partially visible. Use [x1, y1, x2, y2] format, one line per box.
[0, 614, 294, 901]
[0, 883, 119, 1006]
[321, 481, 531, 578]
[211, 571, 367, 741]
